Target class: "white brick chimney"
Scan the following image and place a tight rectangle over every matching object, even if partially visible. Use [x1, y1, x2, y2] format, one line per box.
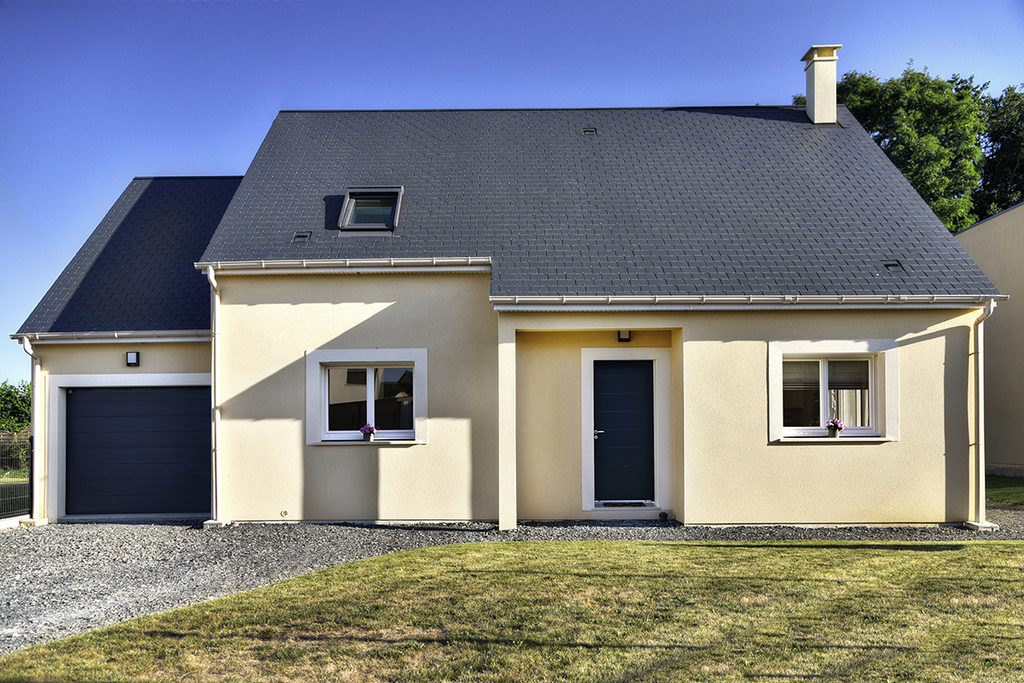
[801, 45, 842, 124]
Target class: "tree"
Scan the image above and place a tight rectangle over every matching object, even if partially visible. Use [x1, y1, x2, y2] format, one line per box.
[0, 380, 31, 433]
[976, 85, 1024, 218]
[836, 65, 988, 232]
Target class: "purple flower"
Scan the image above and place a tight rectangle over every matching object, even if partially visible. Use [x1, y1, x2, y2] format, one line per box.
[360, 424, 377, 435]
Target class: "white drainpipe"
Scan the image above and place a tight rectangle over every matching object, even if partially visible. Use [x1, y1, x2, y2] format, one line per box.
[967, 300, 998, 531]
[206, 266, 223, 524]
[20, 337, 45, 524]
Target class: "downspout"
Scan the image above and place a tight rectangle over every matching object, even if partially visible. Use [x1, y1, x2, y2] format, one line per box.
[205, 266, 224, 526]
[20, 337, 45, 525]
[967, 300, 999, 531]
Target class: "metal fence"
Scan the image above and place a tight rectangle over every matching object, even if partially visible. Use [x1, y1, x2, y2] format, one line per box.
[0, 436, 31, 519]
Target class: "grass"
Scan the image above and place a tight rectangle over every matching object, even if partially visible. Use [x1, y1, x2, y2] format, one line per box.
[987, 476, 1024, 507]
[0, 470, 27, 484]
[2, 541, 1024, 682]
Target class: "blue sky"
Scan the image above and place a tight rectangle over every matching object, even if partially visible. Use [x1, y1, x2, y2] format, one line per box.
[1, 0, 1022, 383]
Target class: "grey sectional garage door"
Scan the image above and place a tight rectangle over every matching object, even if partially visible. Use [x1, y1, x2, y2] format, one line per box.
[65, 386, 211, 515]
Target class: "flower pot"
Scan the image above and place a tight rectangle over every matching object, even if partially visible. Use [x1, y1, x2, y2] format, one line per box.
[362, 433, 373, 442]
[828, 429, 841, 438]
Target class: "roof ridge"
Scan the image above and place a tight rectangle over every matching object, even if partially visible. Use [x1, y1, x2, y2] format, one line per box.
[276, 105, 815, 114]
[131, 175, 245, 181]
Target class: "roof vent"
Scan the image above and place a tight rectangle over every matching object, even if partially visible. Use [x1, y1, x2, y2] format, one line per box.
[881, 259, 904, 273]
[582, 127, 597, 136]
[801, 44, 841, 124]
[292, 231, 311, 243]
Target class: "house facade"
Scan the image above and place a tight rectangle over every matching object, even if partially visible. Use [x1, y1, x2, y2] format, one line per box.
[956, 202, 1024, 477]
[13, 47, 1004, 529]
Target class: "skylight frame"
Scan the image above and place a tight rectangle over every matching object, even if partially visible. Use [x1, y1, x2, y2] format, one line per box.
[338, 186, 404, 231]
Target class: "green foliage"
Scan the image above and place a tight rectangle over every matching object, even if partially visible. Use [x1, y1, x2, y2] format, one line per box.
[976, 85, 1024, 218]
[837, 64, 987, 232]
[0, 380, 31, 433]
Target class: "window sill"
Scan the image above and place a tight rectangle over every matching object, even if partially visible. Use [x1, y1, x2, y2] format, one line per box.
[311, 439, 423, 447]
[776, 436, 895, 443]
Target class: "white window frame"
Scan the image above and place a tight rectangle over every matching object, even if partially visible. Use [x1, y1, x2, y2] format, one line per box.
[768, 340, 899, 442]
[305, 348, 427, 445]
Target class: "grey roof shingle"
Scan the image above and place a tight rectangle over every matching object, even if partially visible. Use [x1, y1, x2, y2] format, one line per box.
[200, 107, 998, 298]
[18, 176, 241, 334]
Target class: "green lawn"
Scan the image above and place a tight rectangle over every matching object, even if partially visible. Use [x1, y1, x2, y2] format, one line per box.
[987, 476, 1024, 507]
[2, 541, 1023, 682]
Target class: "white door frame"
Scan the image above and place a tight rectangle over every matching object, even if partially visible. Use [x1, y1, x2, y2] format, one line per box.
[580, 348, 671, 511]
[46, 373, 211, 520]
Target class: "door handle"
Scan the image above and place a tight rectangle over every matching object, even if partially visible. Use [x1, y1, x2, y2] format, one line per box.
[594, 430, 605, 439]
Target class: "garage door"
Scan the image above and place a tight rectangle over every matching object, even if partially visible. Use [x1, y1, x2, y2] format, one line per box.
[65, 386, 211, 515]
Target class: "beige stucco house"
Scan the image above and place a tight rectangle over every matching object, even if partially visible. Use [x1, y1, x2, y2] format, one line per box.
[956, 202, 1024, 477]
[13, 47, 1005, 529]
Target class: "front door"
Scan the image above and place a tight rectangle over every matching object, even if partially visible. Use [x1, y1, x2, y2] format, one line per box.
[593, 360, 655, 501]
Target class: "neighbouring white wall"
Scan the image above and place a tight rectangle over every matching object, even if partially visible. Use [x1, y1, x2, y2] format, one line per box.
[957, 205, 1024, 475]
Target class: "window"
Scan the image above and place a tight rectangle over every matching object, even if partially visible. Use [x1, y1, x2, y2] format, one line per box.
[327, 367, 414, 436]
[305, 348, 427, 444]
[782, 358, 872, 436]
[339, 186, 403, 230]
[769, 340, 899, 441]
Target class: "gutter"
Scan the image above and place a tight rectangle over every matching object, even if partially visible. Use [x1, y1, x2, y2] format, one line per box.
[195, 257, 492, 276]
[205, 266, 225, 527]
[10, 330, 210, 343]
[488, 294, 1006, 311]
[966, 299, 999, 531]
[19, 338, 46, 525]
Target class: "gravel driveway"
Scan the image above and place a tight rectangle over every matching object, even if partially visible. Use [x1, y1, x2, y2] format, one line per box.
[2, 506, 1023, 656]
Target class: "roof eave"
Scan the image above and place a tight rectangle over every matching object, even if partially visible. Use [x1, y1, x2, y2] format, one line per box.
[488, 294, 1006, 312]
[195, 257, 492, 275]
[10, 330, 211, 343]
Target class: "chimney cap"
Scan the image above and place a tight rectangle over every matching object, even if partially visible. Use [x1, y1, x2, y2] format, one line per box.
[801, 44, 842, 65]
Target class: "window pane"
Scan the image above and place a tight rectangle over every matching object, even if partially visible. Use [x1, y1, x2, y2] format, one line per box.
[828, 360, 869, 427]
[348, 197, 395, 225]
[328, 368, 367, 431]
[783, 360, 819, 427]
[375, 367, 414, 430]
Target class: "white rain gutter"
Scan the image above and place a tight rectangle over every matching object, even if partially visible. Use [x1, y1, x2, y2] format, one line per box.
[206, 266, 223, 524]
[195, 257, 492, 276]
[20, 337, 45, 525]
[967, 299, 999, 531]
[489, 294, 1007, 311]
[11, 330, 209, 343]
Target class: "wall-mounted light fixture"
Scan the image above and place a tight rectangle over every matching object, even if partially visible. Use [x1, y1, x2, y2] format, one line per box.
[126, 351, 140, 367]
[618, 330, 631, 343]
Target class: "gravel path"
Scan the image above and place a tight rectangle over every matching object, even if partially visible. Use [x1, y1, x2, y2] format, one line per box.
[2, 505, 1023, 656]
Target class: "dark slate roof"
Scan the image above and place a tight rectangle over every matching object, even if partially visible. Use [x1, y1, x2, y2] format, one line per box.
[201, 107, 997, 298]
[18, 176, 242, 334]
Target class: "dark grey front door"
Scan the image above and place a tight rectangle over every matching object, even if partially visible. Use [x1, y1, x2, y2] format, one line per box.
[65, 386, 211, 515]
[593, 360, 655, 501]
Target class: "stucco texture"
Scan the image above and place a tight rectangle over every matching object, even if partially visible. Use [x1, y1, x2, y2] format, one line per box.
[509, 309, 979, 525]
[957, 206, 1024, 474]
[216, 273, 498, 522]
[31, 341, 212, 521]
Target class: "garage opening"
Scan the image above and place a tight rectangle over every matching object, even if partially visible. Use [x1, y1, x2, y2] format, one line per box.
[65, 386, 211, 515]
